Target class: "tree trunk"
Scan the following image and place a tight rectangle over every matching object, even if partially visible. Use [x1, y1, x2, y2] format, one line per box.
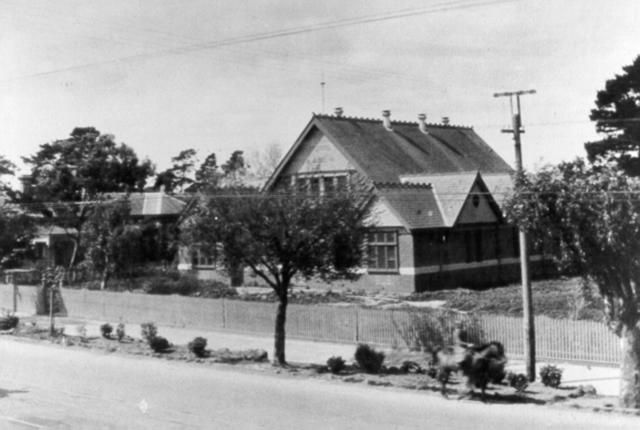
[100, 267, 109, 290]
[273, 293, 288, 366]
[619, 324, 640, 408]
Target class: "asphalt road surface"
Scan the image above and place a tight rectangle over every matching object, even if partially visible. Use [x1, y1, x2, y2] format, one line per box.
[0, 337, 637, 429]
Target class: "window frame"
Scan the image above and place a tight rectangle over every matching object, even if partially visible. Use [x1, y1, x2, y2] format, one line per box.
[366, 229, 399, 273]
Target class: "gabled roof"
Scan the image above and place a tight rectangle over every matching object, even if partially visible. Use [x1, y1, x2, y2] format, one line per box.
[265, 113, 513, 230]
[481, 173, 514, 209]
[374, 183, 444, 230]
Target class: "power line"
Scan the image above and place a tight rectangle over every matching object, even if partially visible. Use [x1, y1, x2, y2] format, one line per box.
[0, 0, 519, 84]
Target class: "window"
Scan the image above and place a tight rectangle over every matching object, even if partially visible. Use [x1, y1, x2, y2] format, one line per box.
[367, 230, 398, 272]
[290, 173, 349, 196]
[192, 247, 216, 267]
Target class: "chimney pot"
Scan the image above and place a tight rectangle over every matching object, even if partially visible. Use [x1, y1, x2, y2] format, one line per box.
[417, 113, 428, 134]
[334, 107, 343, 117]
[382, 110, 392, 130]
[442, 116, 450, 125]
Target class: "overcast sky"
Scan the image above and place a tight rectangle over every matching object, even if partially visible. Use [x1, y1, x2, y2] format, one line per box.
[1, 0, 639, 178]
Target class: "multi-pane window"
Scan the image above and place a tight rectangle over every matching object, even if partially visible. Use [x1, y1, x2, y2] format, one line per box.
[367, 231, 398, 272]
[191, 247, 216, 267]
[290, 173, 348, 196]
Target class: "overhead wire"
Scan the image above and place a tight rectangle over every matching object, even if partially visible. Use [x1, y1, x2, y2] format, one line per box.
[0, 0, 519, 84]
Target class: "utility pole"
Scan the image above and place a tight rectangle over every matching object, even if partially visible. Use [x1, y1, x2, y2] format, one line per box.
[494, 89, 536, 381]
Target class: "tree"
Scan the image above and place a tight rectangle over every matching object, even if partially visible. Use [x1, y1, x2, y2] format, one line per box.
[191, 152, 220, 192]
[182, 186, 372, 365]
[82, 197, 142, 289]
[0, 155, 34, 268]
[22, 127, 154, 268]
[586, 55, 640, 176]
[154, 149, 197, 193]
[246, 143, 283, 187]
[219, 150, 248, 188]
[505, 159, 640, 408]
[0, 155, 16, 198]
[0, 202, 34, 269]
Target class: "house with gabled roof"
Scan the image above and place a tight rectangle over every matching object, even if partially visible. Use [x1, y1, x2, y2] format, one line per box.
[30, 192, 187, 268]
[263, 109, 546, 293]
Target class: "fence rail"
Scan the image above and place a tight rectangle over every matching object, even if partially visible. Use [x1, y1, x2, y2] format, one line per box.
[0, 284, 621, 365]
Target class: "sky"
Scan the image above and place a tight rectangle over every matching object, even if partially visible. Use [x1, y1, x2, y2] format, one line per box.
[1, 0, 639, 181]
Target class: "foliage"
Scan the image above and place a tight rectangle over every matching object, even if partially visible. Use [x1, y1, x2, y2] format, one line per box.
[393, 308, 484, 351]
[354, 344, 385, 374]
[505, 159, 640, 407]
[188, 337, 208, 358]
[191, 152, 221, 192]
[182, 183, 372, 365]
[586, 55, 640, 176]
[0, 201, 35, 269]
[21, 127, 154, 268]
[154, 149, 197, 193]
[0, 311, 19, 330]
[149, 336, 171, 352]
[100, 323, 113, 339]
[539, 364, 563, 388]
[82, 197, 141, 289]
[505, 159, 640, 334]
[506, 372, 528, 393]
[140, 274, 238, 298]
[35, 267, 67, 316]
[140, 322, 158, 343]
[326, 356, 346, 374]
[116, 322, 126, 342]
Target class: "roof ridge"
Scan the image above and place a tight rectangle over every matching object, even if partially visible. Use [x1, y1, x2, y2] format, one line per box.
[374, 181, 432, 189]
[312, 112, 473, 129]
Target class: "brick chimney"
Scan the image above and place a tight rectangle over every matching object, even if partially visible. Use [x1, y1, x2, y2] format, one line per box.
[19, 175, 33, 197]
[417, 113, 428, 134]
[442, 116, 450, 125]
[382, 110, 392, 131]
[334, 107, 344, 117]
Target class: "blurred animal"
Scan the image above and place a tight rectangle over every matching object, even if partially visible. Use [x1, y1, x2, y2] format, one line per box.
[431, 341, 507, 401]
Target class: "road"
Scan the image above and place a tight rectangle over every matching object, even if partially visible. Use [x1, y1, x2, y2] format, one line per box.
[0, 337, 637, 429]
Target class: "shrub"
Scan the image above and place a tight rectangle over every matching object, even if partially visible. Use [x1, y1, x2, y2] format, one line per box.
[392, 309, 484, 351]
[506, 372, 528, 392]
[149, 336, 170, 352]
[400, 360, 424, 374]
[140, 322, 158, 342]
[0, 313, 19, 330]
[326, 356, 346, 374]
[116, 323, 126, 342]
[100, 323, 113, 339]
[188, 337, 208, 358]
[354, 344, 385, 374]
[540, 364, 563, 388]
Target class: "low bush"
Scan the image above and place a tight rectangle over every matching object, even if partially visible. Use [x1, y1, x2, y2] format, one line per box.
[188, 337, 208, 358]
[149, 336, 170, 352]
[140, 322, 158, 343]
[326, 356, 346, 374]
[506, 372, 528, 392]
[116, 323, 126, 342]
[0, 313, 19, 330]
[400, 360, 424, 374]
[540, 364, 563, 388]
[100, 323, 113, 339]
[354, 344, 385, 374]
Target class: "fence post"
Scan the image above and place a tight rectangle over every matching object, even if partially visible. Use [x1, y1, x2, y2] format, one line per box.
[354, 307, 359, 343]
[222, 298, 226, 329]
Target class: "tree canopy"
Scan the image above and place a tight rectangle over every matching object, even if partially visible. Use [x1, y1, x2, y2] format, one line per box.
[21, 127, 154, 268]
[586, 55, 640, 175]
[505, 159, 640, 407]
[23, 127, 154, 201]
[182, 186, 372, 364]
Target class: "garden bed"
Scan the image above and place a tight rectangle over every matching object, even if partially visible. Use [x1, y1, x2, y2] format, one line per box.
[3, 319, 634, 416]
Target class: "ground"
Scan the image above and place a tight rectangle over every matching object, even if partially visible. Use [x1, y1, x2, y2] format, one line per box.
[3, 317, 635, 417]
